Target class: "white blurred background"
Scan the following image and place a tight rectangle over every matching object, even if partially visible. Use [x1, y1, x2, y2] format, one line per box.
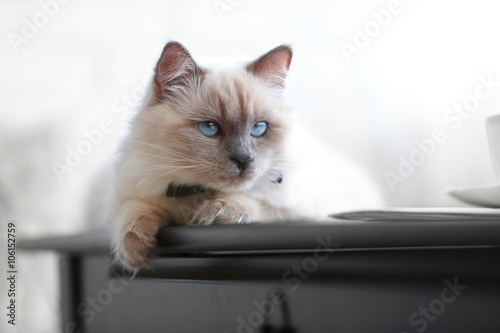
[1, 0, 500, 332]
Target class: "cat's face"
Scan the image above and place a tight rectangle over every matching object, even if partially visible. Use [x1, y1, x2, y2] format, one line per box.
[130, 42, 292, 193]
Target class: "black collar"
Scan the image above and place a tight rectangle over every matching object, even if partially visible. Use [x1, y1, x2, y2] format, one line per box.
[166, 174, 283, 198]
[166, 183, 211, 198]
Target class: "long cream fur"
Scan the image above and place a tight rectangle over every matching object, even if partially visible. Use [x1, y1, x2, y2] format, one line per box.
[107, 42, 383, 270]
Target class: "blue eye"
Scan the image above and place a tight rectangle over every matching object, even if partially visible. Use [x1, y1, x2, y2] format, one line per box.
[198, 121, 220, 137]
[251, 121, 267, 137]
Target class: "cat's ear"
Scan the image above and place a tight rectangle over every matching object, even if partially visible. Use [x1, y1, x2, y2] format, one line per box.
[247, 45, 292, 88]
[154, 41, 202, 98]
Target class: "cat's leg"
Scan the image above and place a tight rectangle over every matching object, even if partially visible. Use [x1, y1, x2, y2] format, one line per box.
[188, 193, 261, 225]
[112, 199, 170, 269]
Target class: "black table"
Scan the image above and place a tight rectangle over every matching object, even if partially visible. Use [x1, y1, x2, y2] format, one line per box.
[19, 213, 500, 333]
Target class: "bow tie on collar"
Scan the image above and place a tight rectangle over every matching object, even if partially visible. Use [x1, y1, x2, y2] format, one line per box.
[166, 174, 283, 198]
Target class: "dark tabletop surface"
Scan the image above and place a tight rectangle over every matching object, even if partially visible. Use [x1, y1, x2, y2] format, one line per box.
[17, 211, 500, 255]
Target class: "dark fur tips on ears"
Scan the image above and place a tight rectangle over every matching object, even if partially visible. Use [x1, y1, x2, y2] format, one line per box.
[154, 41, 203, 99]
[246, 45, 293, 88]
[247, 44, 293, 71]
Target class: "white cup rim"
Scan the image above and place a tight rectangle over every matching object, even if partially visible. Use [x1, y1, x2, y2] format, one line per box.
[486, 114, 500, 124]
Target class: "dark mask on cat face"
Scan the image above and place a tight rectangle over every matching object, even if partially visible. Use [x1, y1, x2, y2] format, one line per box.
[128, 42, 293, 193]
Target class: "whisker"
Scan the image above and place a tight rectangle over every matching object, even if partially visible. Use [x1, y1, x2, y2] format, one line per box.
[135, 165, 202, 176]
[121, 145, 195, 163]
[125, 140, 195, 160]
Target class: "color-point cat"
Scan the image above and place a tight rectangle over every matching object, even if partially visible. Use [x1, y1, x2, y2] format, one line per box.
[109, 41, 382, 269]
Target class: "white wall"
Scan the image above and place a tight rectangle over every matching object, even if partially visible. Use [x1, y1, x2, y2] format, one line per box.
[1, 0, 500, 332]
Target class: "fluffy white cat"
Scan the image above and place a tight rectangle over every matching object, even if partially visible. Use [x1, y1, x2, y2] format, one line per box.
[106, 41, 383, 269]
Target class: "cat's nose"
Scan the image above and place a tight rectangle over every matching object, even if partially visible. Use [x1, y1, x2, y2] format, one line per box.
[230, 154, 254, 172]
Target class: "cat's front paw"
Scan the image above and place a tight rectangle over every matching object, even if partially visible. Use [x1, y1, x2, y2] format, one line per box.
[189, 198, 251, 225]
[116, 213, 160, 269]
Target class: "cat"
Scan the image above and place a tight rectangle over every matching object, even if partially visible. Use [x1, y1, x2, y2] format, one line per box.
[108, 41, 383, 269]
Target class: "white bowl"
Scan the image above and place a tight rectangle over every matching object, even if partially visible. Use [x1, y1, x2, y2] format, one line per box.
[447, 185, 500, 208]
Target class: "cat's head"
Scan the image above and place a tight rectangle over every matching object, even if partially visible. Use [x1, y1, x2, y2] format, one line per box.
[128, 41, 293, 193]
